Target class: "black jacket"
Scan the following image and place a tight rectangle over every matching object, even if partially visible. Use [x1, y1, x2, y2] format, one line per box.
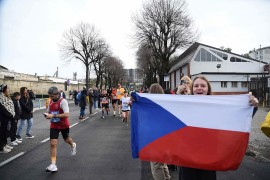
[79, 90, 87, 107]
[12, 98, 22, 120]
[19, 96, 33, 119]
[0, 103, 14, 124]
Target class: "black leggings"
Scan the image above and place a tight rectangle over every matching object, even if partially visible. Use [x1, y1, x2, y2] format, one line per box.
[179, 167, 216, 180]
[0, 120, 8, 150]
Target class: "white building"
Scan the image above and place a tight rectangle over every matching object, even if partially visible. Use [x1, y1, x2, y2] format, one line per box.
[249, 46, 270, 63]
[169, 42, 267, 95]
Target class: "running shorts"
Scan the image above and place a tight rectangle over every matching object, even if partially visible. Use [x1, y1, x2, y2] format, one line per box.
[50, 128, 70, 140]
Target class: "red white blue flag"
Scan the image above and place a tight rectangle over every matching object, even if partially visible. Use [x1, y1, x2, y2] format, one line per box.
[131, 93, 253, 170]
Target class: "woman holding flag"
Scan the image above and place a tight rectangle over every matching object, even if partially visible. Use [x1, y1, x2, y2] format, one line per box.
[179, 76, 259, 180]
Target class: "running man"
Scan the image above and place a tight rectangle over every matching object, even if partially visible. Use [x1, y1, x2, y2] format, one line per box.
[116, 84, 125, 117]
[44, 86, 77, 172]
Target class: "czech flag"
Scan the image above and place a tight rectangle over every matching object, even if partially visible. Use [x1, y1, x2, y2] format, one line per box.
[131, 93, 254, 171]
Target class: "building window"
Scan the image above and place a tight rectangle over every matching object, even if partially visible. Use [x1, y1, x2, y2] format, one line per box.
[230, 57, 250, 62]
[194, 51, 200, 61]
[231, 82, 238, 88]
[221, 81, 227, 88]
[194, 48, 222, 62]
[210, 50, 228, 60]
[241, 82, 248, 87]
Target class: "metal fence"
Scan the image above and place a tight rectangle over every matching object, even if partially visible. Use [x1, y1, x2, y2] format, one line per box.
[32, 99, 47, 109]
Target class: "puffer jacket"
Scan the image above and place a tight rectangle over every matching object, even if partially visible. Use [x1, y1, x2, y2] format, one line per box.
[12, 98, 22, 120]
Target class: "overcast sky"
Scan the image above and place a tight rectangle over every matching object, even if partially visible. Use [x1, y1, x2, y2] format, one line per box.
[0, 0, 269, 79]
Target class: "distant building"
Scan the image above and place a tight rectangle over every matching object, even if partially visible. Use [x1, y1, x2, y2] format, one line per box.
[249, 46, 270, 63]
[169, 42, 267, 97]
[0, 65, 83, 94]
[124, 69, 143, 86]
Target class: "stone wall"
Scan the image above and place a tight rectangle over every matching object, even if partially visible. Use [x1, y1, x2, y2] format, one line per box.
[0, 79, 83, 95]
[0, 68, 86, 95]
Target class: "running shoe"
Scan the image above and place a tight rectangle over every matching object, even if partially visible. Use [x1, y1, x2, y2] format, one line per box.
[71, 142, 77, 155]
[45, 164, 58, 172]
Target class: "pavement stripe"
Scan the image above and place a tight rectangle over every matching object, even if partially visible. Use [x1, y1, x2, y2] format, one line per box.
[0, 152, 25, 167]
[80, 116, 89, 122]
[40, 137, 50, 143]
[70, 122, 79, 128]
[1, 110, 101, 167]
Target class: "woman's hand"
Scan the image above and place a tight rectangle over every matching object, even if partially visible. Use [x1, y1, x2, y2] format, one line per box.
[179, 84, 190, 95]
[249, 92, 259, 107]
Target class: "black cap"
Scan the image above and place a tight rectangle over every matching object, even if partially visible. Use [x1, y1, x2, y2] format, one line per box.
[48, 86, 59, 95]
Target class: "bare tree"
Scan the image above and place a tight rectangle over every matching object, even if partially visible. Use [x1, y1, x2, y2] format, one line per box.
[104, 56, 125, 87]
[90, 39, 111, 89]
[59, 22, 100, 90]
[136, 44, 158, 87]
[133, 0, 198, 87]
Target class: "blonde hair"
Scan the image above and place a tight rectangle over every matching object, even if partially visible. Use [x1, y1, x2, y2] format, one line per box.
[177, 76, 192, 95]
[149, 83, 164, 94]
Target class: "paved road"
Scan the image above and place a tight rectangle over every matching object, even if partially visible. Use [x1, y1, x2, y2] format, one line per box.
[0, 103, 270, 179]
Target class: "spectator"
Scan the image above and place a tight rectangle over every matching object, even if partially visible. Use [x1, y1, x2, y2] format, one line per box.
[0, 84, 15, 153]
[176, 76, 192, 95]
[93, 87, 99, 109]
[178, 76, 259, 180]
[72, 90, 78, 106]
[148, 83, 171, 180]
[16, 87, 34, 140]
[79, 88, 87, 119]
[88, 88, 94, 114]
[10, 92, 22, 146]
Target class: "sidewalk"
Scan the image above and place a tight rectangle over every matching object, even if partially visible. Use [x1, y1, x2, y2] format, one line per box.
[247, 106, 270, 162]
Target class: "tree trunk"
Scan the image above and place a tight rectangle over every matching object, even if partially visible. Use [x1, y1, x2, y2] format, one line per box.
[96, 75, 100, 88]
[85, 64, 89, 90]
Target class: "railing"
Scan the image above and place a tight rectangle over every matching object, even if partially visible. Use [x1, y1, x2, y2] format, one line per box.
[32, 99, 47, 109]
[32, 98, 74, 110]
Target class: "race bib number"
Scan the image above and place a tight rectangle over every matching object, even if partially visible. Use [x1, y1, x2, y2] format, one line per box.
[50, 111, 61, 123]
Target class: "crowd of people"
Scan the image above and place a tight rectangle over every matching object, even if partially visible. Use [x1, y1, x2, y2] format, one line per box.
[71, 84, 132, 125]
[1, 75, 259, 177]
[0, 85, 36, 153]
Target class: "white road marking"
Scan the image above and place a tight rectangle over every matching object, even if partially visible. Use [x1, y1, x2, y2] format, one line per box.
[0, 152, 25, 167]
[0, 110, 102, 167]
[40, 137, 50, 143]
[70, 122, 79, 128]
[80, 116, 89, 122]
